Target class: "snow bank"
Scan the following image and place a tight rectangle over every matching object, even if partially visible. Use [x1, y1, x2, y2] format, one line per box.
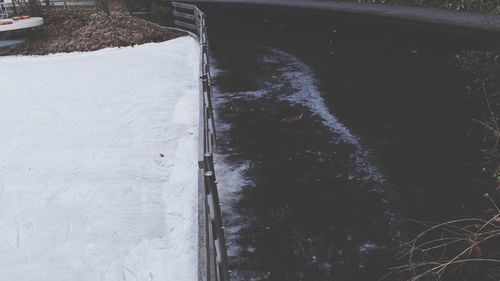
[0, 37, 199, 281]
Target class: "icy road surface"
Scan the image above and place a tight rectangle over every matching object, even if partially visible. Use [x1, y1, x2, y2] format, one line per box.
[0, 37, 199, 281]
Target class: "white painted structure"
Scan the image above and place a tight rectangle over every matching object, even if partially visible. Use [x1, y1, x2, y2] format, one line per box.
[0, 17, 44, 32]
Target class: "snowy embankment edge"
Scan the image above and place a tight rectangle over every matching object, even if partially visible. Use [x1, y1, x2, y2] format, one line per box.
[0, 36, 200, 281]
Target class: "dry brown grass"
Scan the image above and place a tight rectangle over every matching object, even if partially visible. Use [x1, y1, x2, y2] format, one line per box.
[473, 83, 500, 149]
[7, 9, 185, 55]
[385, 196, 500, 281]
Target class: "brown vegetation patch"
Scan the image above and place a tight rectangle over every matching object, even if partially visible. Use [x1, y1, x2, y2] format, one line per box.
[342, 0, 500, 13]
[8, 9, 185, 55]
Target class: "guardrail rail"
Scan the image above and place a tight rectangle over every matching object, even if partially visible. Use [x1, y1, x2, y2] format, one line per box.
[171, 2, 229, 281]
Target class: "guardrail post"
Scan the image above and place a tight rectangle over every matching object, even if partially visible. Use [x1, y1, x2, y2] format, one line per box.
[204, 170, 230, 281]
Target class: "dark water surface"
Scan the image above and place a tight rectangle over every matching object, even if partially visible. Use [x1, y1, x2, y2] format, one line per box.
[203, 5, 489, 281]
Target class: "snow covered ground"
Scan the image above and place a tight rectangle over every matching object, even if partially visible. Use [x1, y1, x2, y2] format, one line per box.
[0, 37, 199, 281]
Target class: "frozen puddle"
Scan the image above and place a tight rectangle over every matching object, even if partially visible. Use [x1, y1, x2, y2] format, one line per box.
[210, 42, 399, 280]
[0, 37, 199, 281]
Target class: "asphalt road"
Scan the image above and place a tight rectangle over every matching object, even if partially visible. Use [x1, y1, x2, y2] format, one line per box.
[177, 0, 500, 35]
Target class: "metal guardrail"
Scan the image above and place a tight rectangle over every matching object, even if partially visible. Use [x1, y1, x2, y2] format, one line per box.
[0, 3, 8, 18]
[0, 2, 15, 16]
[171, 3, 229, 281]
[41, 0, 96, 8]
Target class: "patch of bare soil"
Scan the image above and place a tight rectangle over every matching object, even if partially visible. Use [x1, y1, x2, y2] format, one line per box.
[8, 9, 185, 55]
